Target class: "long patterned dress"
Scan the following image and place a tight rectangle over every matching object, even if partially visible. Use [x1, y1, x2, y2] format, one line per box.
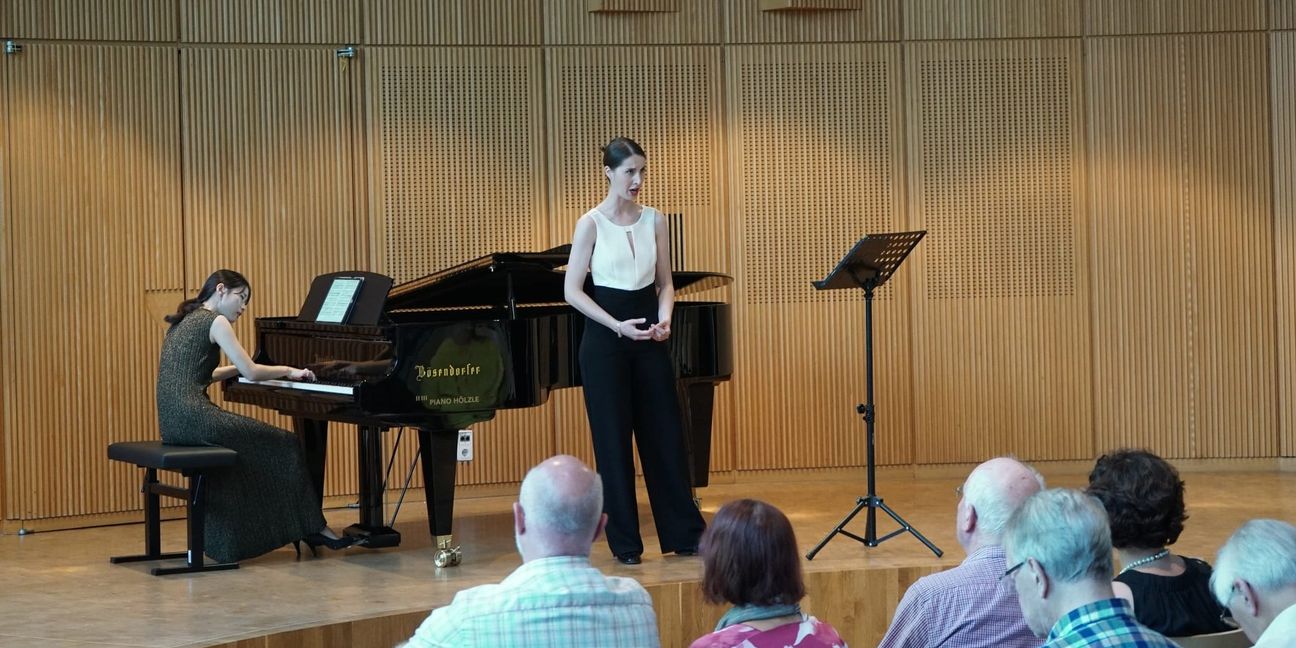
[156, 308, 325, 562]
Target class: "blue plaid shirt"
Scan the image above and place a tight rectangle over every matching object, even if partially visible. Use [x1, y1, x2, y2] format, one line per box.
[1044, 598, 1180, 648]
[401, 555, 660, 648]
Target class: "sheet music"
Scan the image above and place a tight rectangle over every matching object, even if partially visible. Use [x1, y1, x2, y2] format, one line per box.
[316, 277, 363, 324]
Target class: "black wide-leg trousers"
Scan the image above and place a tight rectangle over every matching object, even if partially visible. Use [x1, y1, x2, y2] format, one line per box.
[579, 285, 705, 556]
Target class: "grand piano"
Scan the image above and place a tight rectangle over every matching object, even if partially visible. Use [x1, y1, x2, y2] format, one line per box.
[222, 247, 732, 566]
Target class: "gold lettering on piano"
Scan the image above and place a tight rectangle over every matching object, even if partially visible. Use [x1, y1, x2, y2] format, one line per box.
[415, 395, 482, 405]
[415, 363, 483, 381]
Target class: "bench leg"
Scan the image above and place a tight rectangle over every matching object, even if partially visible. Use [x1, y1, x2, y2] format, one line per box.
[150, 472, 238, 575]
[111, 468, 186, 564]
[109, 467, 238, 574]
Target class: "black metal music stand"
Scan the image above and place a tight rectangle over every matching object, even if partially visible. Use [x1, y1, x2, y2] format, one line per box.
[805, 231, 942, 560]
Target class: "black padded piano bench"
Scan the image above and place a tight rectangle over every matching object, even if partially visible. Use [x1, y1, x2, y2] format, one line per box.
[107, 441, 240, 575]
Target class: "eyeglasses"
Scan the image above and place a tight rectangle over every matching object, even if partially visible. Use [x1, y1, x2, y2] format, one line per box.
[1001, 560, 1027, 582]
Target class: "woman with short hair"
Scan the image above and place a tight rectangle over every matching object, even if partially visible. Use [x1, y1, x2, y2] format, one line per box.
[690, 499, 845, 648]
[1086, 448, 1234, 636]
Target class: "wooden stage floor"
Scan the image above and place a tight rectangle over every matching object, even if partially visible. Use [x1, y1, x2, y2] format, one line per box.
[1, 463, 1292, 648]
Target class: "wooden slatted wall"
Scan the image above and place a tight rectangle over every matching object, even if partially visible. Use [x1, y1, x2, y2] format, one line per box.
[1274, 31, 1296, 458]
[1, 0, 1293, 527]
[908, 38, 1092, 463]
[365, 45, 553, 486]
[727, 43, 909, 469]
[2, 44, 181, 520]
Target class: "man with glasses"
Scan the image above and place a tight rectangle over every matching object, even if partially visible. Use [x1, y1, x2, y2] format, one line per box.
[879, 457, 1045, 648]
[1210, 519, 1296, 647]
[1002, 488, 1175, 647]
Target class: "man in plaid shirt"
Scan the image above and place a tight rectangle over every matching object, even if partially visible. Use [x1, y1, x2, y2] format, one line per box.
[401, 455, 660, 648]
[878, 457, 1044, 648]
[1004, 488, 1178, 648]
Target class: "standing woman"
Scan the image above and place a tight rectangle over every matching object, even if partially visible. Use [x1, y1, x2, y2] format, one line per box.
[564, 137, 705, 564]
[157, 269, 354, 563]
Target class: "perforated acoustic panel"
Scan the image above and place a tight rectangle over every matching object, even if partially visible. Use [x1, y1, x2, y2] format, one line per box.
[369, 48, 546, 282]
[727, 43, 911, 471]
[367, 47, 554, 486]
[919, 56, 1076, 300]
[736, 57, 895, 305]
[907, 40, 1091, 464]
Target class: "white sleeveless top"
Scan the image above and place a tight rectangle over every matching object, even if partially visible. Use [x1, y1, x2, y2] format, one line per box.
[588, 206, 658, 291]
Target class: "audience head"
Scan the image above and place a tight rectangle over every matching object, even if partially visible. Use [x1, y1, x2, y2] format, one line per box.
[957, 457, 1046, 551]
[700, 499, 805, 607]
[1086, 449, 1186, 550]
[513, 455, 606, 561]
[1210, 519, 1296, 642]
[1003, 488, 1114, 637]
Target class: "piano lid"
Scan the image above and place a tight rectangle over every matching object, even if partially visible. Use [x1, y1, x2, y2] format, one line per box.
[386, 246, 733, 311]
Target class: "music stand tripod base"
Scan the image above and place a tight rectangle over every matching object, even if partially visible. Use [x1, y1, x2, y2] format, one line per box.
[803, 232, 942, 560]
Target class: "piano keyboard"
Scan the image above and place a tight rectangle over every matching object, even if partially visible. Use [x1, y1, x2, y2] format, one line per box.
[237, 377, 355, 396]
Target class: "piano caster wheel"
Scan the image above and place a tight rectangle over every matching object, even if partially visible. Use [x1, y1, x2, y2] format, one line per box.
[434, 546, 461, 568]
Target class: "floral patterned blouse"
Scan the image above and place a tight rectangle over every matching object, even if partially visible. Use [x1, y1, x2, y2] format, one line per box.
[689, 614, 847, 648]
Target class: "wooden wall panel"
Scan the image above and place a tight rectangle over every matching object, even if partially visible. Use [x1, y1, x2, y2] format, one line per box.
[543, 0, 722, 44]
[727, 44, 910, 470]
[545, 45, 730, 471]
[1087, 34, 1276, 459]
[181, 46, 366, 496]
[2, 44, 181, 520]
[1086, 0, 1267, 35]
[364, 0, 542, 46]
[724, 0, 900, 43]
[908, 39, 1091, 464]
[1275, 0, 1296, 29]
[0, 47, 9, 521]
[364, 46, 554, 487]
[1273, 32, 1296, 457]
[1086, 36, 1191, 457]
[2, 0, 177, 41]
[902, 0, 1081, 40]
[1182, 34, 1274, 458]
[180, 0, 360, 44]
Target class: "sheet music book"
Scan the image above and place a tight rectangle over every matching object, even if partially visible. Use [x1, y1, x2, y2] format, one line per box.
[315, 276, 364, 324]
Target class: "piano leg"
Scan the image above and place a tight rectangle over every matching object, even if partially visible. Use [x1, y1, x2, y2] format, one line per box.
[417, 428, 461, 567]
[345, 424, 401, 548]
[677, 380, 716, 489]
[294, 418, 329, 508]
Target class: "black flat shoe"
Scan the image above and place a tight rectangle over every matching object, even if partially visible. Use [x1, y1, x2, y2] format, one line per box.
[673, 546, 698, 556]
[615, 552, 642, 565]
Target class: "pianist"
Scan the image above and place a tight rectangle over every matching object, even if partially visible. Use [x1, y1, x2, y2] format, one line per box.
[157, 269, 355, 562]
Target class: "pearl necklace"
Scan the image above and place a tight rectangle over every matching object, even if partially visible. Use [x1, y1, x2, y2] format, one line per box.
[1119, 548, 1169, 574]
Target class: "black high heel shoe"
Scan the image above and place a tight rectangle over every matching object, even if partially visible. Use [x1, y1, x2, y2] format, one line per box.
[295, 532, 358, 558]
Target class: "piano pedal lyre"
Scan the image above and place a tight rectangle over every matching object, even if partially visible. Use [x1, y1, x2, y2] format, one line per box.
[433, 534, 461, 568]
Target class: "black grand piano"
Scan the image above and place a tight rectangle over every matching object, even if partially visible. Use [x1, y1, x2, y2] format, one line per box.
[223, 247, 732, 566]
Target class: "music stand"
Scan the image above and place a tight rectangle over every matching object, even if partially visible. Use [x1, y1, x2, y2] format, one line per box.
[805, 231, 943, 560]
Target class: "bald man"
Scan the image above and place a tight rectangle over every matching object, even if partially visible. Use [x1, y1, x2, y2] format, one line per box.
[878, 457, 1046, 648]
[402, 455, 660, 648]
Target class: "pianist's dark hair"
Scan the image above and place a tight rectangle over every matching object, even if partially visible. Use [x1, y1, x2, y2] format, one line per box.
[601, 137, 645, 174]
[164, 269, 250, 328]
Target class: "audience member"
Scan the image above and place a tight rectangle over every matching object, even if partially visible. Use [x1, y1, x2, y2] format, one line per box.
[1211, 519, 1296, 647]
[690, 499, 844, 648]
[1003, 488, 1176, 647]
[879, 457, 1044, 648]
[1086, 448, 1234, 636]
[401, 455, 659, 648]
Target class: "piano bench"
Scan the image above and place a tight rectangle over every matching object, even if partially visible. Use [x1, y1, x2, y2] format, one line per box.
[107, 441, 240, 576]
